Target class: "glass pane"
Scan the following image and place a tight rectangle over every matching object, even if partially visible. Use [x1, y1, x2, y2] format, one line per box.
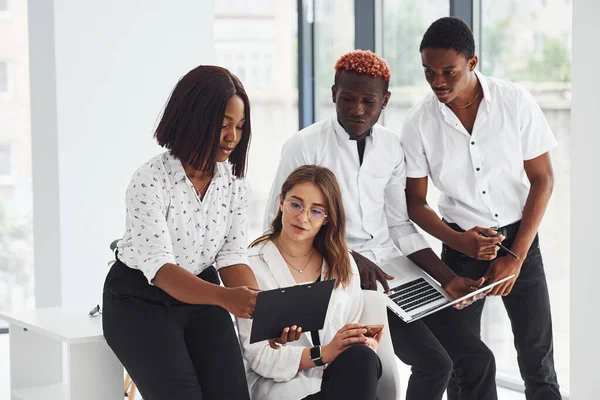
[215, 1, 298, 241]
[381, 0, 449, 252]
[314, 0, 355, 122]
[481, 0, 571, 392]
[0, 1, 35, 328]
[0, 62, 7, 93]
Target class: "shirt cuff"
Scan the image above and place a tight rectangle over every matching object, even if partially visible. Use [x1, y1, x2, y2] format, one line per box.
[405, 168, 429, 179]
[215, 254, 249, 270]
[393, 231, 430, 256]
[272, 346, 305, 382]
[140, 255, 177, 285]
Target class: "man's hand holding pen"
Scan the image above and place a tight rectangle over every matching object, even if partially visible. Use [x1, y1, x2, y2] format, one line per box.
[448, 226, 506, 260]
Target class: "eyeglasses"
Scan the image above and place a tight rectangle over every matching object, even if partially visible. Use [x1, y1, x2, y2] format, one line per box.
[284, 200, 327, 222]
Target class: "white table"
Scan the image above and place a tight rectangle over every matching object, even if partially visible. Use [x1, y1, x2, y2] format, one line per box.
[0, 307, 123, 400]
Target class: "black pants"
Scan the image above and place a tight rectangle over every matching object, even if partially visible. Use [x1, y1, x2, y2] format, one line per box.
[388, 306, 497, 400]
[302, 345, 382, 400]
[442, 221, 561, 400]
[102, 259, 250, 400]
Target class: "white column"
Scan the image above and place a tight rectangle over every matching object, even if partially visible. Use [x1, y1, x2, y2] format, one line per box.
[571, 0, 600, 397]
[28, 0, 216, 307]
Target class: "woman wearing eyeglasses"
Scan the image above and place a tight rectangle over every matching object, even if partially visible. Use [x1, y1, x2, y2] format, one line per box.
[236, 165, 383, 400]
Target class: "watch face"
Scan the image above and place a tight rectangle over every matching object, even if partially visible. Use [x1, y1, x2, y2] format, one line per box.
[310, 345, 321, 360]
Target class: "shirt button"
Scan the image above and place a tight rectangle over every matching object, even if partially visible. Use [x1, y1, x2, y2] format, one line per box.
[471, 141, 475, 145]
[495, 214, 499, 217]
[482, 191, 486, 194]
[476, 167, 480, 171]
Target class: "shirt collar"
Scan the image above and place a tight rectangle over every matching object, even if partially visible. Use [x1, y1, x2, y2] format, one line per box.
[165, 152, 187, 182]
[258, 240, 328, 288]
[436, 69, 492, 113]
[165, 151, 225, 182]
[331, 115, 376, 144]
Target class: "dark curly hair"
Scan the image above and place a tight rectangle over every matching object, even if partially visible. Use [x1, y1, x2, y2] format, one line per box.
[419, 17, 475, 59]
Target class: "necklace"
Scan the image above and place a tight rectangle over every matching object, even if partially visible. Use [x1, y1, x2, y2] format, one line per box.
[278, 243, 313, 258]
[186, 172, 211, 196]
[448, 88, 481, 109]
[281, 247, 314, 274]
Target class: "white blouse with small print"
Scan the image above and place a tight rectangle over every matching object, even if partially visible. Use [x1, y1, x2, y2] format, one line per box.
[117, 151, 250, 284]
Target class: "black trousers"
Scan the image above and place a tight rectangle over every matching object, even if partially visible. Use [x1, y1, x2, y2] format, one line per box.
[102, 259, 250, 400]
[302, 345, 382, 400]
[442, 221, 561, 400]
[388, 305, 497, 400]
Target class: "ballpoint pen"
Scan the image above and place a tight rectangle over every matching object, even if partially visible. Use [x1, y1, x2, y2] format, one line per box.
[478, 230, 519, 259]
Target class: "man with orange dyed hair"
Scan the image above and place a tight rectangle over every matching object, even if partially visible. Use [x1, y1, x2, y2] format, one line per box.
[264, 50, 498, 400]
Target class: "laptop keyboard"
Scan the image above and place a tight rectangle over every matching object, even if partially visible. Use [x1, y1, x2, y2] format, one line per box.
[389, 278, 445, 312]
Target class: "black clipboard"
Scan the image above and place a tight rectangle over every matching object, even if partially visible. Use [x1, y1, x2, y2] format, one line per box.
[250, 279, 335, 344]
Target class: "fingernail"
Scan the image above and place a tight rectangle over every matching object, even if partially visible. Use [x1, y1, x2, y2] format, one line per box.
[284, 328, 289, 332]
[297, 327, 302, 332]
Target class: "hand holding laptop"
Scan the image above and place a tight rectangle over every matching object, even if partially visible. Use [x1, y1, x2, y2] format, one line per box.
[483, 252, 524, 297]
[443, 276, 488, 309]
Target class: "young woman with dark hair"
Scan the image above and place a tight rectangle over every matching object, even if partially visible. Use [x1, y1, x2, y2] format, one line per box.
[102, 65, 258, 400]
[237, 165, 384, 400]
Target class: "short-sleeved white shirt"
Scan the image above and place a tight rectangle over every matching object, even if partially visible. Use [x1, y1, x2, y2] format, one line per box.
[117, 152, 250, 284]
[401, 70, 557, 230]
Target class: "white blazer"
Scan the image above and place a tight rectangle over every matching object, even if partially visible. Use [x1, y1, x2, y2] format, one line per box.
[236, 240, 364, 400]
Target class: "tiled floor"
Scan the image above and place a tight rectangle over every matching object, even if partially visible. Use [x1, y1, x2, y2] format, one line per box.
[0, 333, 525, 399]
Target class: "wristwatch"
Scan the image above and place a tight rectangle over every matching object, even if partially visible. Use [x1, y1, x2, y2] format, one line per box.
[310, 345, 324, 366]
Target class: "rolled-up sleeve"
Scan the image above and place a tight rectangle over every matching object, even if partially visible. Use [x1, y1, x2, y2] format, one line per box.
[236, 317, 304, 382]
[215, 180, 250, 269]
[384, 147, 430, 256]
[125, 171, 176, 284]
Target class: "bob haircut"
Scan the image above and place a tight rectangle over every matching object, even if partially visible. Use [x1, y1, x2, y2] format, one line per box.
[154, 65, 251, 178]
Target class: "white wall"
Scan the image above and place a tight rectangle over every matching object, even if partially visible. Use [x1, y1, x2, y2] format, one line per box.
[571, 0, 599, 397]
[28, 0, 216, 307]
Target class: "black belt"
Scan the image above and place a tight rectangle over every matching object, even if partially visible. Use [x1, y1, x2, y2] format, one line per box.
[444, 219, 521, 240]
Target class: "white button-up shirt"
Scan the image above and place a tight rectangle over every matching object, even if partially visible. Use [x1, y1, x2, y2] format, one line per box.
[236, 240, 363, 400]
[117, 152, 249, 284]
[401, 70, 557, 231]
[264, 116, 429, 264]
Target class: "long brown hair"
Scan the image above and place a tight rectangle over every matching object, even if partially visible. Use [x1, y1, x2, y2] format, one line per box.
[251, 165, 351, 288]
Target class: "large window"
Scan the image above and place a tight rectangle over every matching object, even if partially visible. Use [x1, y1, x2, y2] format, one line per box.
[0, 0, 34, 328]
[0, 61, 8, 93]
[314, 0, 354, 121]
[381, 0, 449, 131]
[480, 0, 571, 393]
[215, 0, 298, 240]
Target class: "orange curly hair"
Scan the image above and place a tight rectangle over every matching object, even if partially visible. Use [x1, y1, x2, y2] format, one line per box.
[334, 50, 391, 81]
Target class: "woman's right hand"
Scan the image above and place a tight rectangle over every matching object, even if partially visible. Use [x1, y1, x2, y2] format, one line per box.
[322, 323, 368, 364]
[220, 286, 259, 319]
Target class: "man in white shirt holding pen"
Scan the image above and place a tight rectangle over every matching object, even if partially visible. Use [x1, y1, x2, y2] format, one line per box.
[402, 18, 561, 399]
[264, 50, 501, 400]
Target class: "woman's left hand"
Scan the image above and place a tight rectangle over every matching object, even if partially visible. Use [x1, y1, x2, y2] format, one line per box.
[268, 325, 303, 349]
[364, 329, 384, 352]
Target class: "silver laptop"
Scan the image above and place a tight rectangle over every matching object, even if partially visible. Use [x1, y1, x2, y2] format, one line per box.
[379, 255, 513, 323]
